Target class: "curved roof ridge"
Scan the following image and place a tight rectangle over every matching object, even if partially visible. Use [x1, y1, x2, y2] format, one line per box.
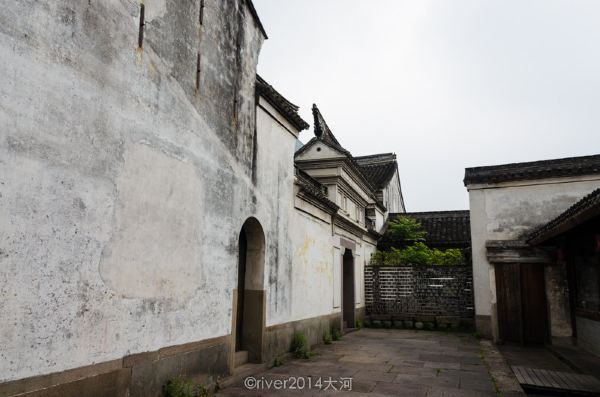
[354, 153, 396, 163]
[312, 104, 346, 151]
[464, 153, 600, 185]
[399, 210, 470, 216]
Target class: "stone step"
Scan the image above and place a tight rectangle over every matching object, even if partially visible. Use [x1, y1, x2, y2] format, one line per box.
[218, 362, 264, 390]
[217, 352, 295, 392]
[234, 350, 248, 367]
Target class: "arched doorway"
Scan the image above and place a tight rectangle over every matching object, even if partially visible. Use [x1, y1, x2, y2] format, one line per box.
[235, 217, 265, 365]
[342, 249, 355, 329]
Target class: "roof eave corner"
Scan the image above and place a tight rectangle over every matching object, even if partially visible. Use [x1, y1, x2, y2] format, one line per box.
[246, 0, 268, 39]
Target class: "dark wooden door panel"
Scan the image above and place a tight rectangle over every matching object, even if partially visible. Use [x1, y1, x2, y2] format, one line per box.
[521, 263, 549, 344]
[496, 263, 522, 343]
[342, 251, 355, 329]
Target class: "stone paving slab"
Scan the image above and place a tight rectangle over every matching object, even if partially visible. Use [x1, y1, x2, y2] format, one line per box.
[217, 329, 522, 396]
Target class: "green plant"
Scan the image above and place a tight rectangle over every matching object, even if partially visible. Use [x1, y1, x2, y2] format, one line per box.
[490, 374, 500, 394]
[355, 320, 362, 329]
[164, 377, 195, 397]
[198, 384, 210, 397]
[386, 216, 427, 241]
[273, 356, 283, 367]
[331, 327, 342, 341]
[323, 330, 332, 345]
[370, 244, 465, 266]
[291, 331, 311, 359]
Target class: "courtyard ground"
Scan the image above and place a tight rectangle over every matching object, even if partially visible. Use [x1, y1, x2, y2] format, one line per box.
[218, 328, 524, 396]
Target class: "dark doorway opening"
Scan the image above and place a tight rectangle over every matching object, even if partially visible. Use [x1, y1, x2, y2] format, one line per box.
[342, 250, 355, 330]
[234, 217, 265, 365]
[236, 229, 247, 351]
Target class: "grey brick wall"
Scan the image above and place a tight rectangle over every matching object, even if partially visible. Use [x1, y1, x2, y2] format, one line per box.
[365, 266, 474, 319]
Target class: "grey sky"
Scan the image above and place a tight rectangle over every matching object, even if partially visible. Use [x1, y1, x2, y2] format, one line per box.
[253, 0, 600, 211]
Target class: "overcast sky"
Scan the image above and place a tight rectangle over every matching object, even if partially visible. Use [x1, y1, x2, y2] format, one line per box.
[253, 0, 600, 211]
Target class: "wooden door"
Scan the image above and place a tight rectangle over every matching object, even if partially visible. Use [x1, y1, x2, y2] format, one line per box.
[521, 263, 549, 344]
[495, 263, 522, 343]
[495, 263, 549, 344]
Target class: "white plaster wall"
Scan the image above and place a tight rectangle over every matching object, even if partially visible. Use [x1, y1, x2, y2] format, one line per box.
[0, 0, 269, 383]
[289, 209, 336, 321]
[468, 177, 600, 332]
[333, 247, 342, 309]
[287, 200, 376, 322]
[255, 104, 298, 327]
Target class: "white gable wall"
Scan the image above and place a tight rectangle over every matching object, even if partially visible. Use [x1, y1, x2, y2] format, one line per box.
[382, 169, 405, 214]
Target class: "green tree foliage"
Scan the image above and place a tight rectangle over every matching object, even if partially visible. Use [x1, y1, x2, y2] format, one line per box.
[386, 216, 427, 241]
[371, 243, 464, 266]
[373, 215, 465, 266]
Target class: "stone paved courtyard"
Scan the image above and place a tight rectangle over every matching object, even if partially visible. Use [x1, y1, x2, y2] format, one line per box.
[218, 328, 507, 396]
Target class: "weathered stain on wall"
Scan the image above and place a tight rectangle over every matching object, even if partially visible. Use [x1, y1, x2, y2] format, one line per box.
[99, 143, 204, 305]
[487, 194, 582, 236]
[255, 100, 297, 326]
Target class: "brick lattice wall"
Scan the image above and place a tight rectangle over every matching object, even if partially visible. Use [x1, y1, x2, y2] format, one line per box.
[365, 266, 474, 318]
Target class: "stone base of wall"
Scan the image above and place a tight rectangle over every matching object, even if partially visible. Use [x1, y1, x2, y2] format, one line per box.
[355, 307, 365, 326]
[262, 308, 364, 363]
[1, 309, 366, 397]
[576, 316, 600, 357]
[476, 315, 493, 339]
[0, 336, 231, 397]
[365, 314, 473, 331]
[263, 312, 342, 363]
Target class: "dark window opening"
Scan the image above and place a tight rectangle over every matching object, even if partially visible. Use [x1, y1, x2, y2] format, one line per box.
[199, 0, 205, 24]
[138, 3, 145, 48]
[195, 53, 201, 93]
[233, 94, 238, 124]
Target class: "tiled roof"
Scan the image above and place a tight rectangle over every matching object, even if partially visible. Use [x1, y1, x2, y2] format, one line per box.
[295, 167, 339, 212]
[464, 154, 600, 185]
[256, 75, 309, 132]
[380, 211, 471, 249]
[528, 188, 600, 244]
[355, 153, 398, 190]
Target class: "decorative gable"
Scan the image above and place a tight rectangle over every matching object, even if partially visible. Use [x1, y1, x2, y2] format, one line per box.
[295, 137, 347, 161]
